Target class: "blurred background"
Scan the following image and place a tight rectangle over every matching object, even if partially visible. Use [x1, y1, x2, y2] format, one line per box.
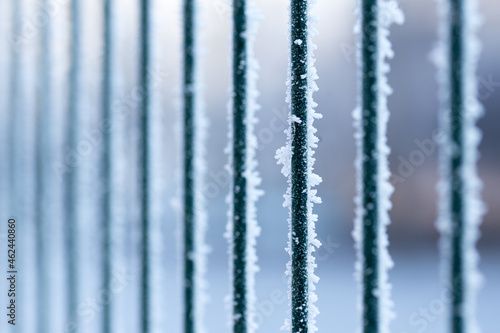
[0, 0, 498, 332]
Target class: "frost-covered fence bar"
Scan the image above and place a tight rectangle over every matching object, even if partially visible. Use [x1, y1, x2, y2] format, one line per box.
[276, 0, 322, 331]
[66, 0, 81, 328]
[181, 0, 208, 331]
[436, 0, 484, 331]
[34, 0, 49, 331]
[7, 0, 22, 219]
[231, 1, 249, 331]
[449, 1, 466, 330]
[32, 0, 50, 330]
[359, 0, 380, 331]
[228, 0, 261, 332]
[182, 0, 196, 329]
[140, 0, 152, 331]
[354, 0, 402, 332]
[102, 0, 114, 332]
[289, 0, 311, 331]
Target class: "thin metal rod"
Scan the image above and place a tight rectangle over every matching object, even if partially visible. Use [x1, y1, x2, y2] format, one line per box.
[66, 0, 81, 328]
[102, 0, 113, 332]
[290, 0, 309, 331]
[361, 0, 379, 332]
[449, 0, 465, 331]
[232, 0, 248, 332]
[182, 0, 196, 332]
[140, 0, 151, 331]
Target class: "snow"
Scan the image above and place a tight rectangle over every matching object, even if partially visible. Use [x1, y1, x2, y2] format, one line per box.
[352, 1, 403, 332]
[290, 115, 302, 123]
[432, 0, 485, 331]
[224, 59, 234, 331]
[432, 2, 451, 314]
[461, 2, 485, 332]
[275, 0, 322, 331]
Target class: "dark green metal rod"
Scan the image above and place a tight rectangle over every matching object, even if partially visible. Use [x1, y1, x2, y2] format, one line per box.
[8, 0, 21, 219]
[140, 0, 151, 331]
[232, 0, 248, 332]
[183, 0, 196, 332]
[33, 0, 48, 332]
[449, 0, 464, 332]
[102, 0, 113, 332]
[361, 0, 379, 332]
[290, 0, 309, 331]
[66, 0, 80, 329]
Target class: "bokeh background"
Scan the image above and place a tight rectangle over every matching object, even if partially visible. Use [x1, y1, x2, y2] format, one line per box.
[0, 0, 499, 332]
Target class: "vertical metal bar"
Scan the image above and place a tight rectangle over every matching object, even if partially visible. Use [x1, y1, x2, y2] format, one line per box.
[183, 0, 196, 332]
[8, 0, 21, 223]
[232, 0, 248, 332]
[102, 0, 113, 332]
[140, 0, 151, 331]
[66, 0, 80, 329]
[290, 0, 309, 331]
[449, 0, 464, 332]
[33, 0, 48, 331]
[361, 0, 379, 332]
